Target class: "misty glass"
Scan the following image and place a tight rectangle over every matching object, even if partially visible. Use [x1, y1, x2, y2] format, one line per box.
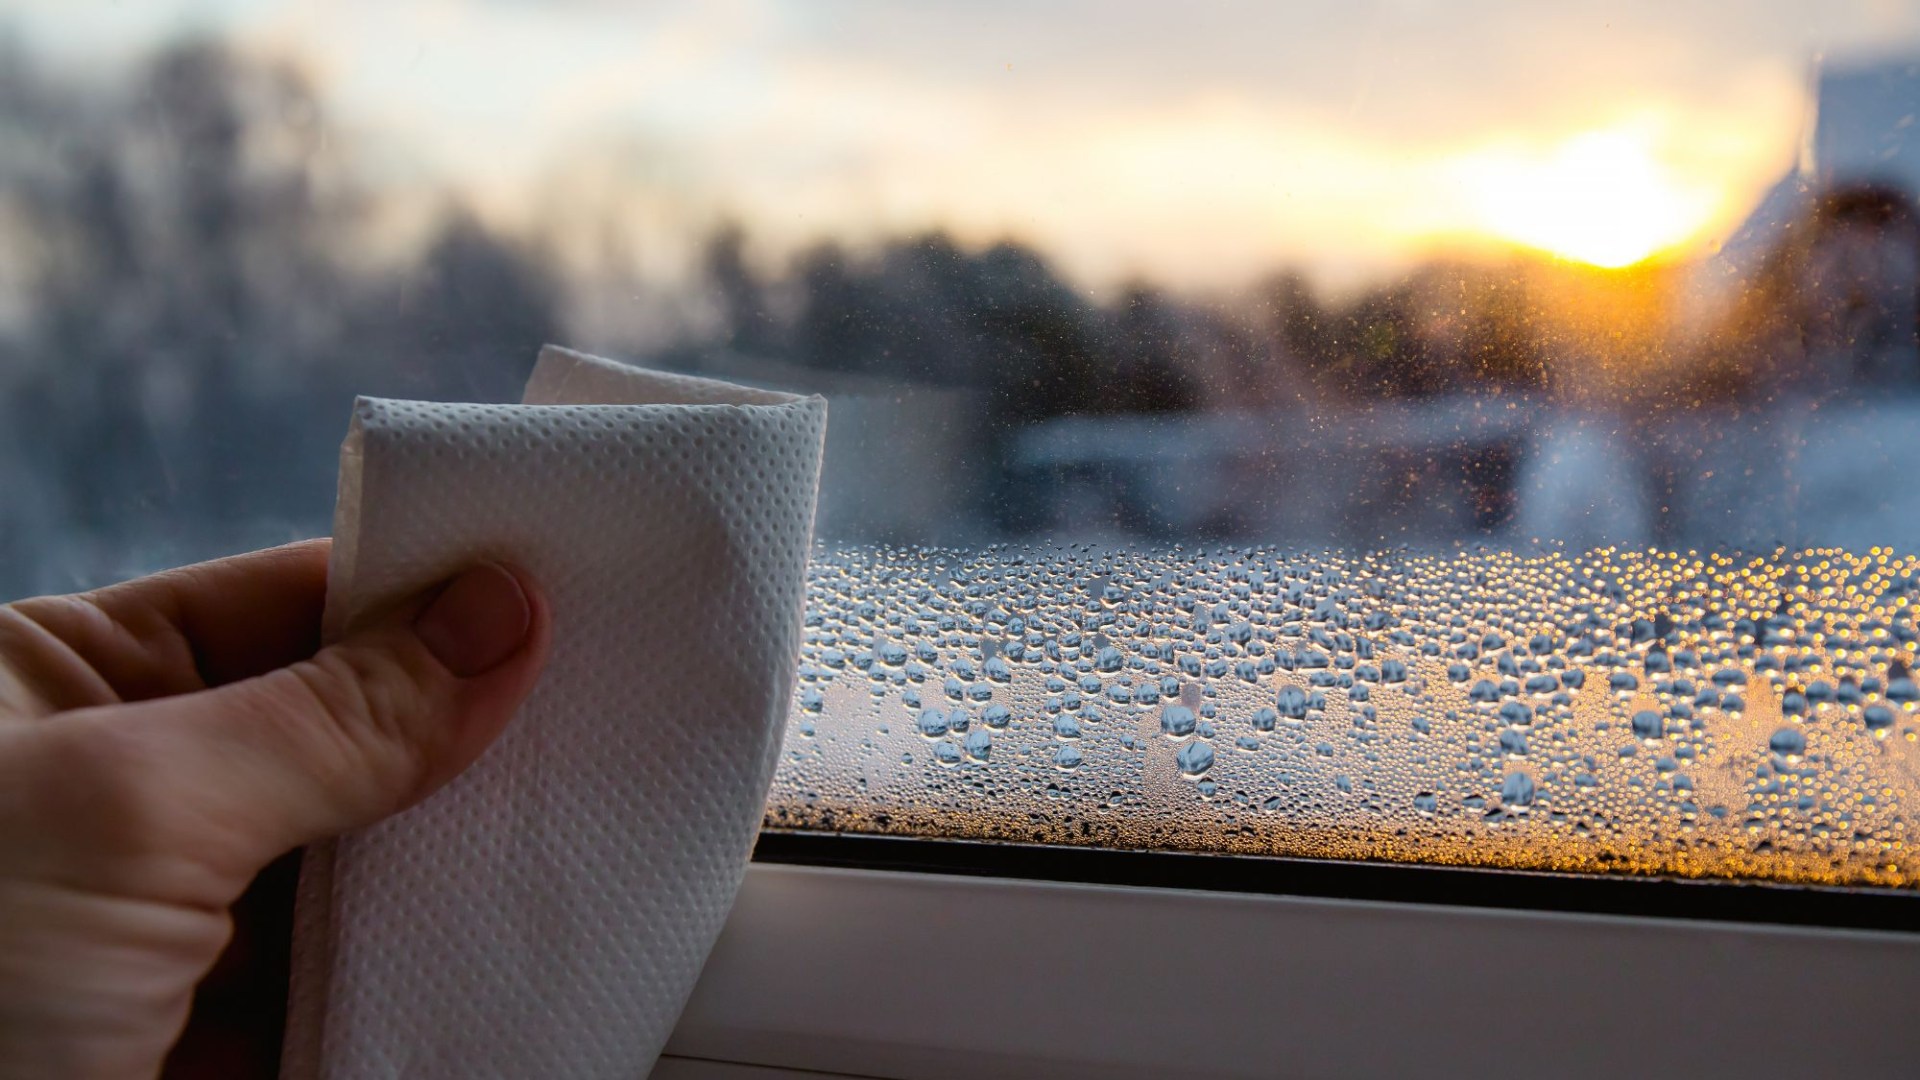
[4, 3, 1919, 888]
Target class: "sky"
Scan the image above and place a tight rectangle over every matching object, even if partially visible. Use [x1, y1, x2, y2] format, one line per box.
[9, 0, 1920, 291]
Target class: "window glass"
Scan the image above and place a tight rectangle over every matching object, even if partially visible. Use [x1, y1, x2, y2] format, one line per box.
[773, 545, 1919, 888]
[4, 2, 1919, 889]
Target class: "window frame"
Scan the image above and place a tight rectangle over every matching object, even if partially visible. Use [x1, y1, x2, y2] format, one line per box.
[664, 860, 1920, 1078]
[749, 830, 1920, 933]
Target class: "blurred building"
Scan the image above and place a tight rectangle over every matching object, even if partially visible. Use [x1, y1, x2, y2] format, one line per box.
[1714, 56, 1920, 288]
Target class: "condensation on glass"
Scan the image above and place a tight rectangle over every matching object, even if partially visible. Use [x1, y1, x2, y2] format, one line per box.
[6, 3, 1920, 892]
[768, 544, 1920, 890]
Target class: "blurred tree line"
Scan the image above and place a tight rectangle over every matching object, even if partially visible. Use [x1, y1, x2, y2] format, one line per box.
[0, 40, 561, 595]
[1, 38, 1566, 595]
[694, 225, 1550, 413]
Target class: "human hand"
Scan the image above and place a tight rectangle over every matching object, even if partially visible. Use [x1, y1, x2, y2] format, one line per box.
[0, 540, 550, 1078]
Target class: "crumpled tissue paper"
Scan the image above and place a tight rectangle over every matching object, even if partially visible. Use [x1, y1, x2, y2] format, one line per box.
[281, 345, 827, 1079]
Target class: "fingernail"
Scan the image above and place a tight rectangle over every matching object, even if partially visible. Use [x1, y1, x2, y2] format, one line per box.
[414, 563, 534, 678]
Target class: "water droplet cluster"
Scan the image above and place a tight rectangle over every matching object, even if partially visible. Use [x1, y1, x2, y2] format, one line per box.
[765, 544, 1920, 889]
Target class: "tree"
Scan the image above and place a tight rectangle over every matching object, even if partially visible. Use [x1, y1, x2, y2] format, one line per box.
[702, 222, 775, 355]
[0, 38, 565, 596]
[395, 210, 562, 403]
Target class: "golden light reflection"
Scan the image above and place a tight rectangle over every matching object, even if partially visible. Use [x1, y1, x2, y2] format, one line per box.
[1444, 123, 1722, 268]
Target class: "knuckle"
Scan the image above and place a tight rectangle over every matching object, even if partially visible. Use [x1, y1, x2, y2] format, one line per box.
[282, 639, 450, 798]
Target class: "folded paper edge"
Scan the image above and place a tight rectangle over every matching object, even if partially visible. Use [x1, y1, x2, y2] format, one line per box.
[281, 399, 370, 1080]
[526, 344, 812, 408]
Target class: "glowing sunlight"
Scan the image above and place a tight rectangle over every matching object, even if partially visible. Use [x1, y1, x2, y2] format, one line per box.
[1446, 123, 1722, 268]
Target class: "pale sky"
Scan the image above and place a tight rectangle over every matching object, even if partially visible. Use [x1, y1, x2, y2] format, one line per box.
[10, 0, 1920, 289]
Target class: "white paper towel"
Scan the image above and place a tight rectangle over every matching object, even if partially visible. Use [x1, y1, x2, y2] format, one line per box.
[283, 346, 827, 1079]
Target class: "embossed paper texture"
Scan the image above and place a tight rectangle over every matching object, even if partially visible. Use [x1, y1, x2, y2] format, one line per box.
[283, 347, 826, 1079]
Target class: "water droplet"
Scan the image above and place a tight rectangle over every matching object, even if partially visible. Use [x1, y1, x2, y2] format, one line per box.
[1501, 771, 1535, 807]
[1276, 685, 1309, 719]
[1498, 701, 1533, 726]
[964, 729, 992, 761]
[1161, 704, 1197, 738]
[1177, 740, 1216, 776]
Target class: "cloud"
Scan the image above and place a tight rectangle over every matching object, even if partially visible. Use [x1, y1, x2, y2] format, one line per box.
[3, 0, 1909, 287]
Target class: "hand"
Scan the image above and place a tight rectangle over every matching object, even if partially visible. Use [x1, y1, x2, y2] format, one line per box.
[0, 540, 550, 1078]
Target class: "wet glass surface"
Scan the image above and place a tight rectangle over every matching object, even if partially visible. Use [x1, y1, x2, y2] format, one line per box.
[7, 4, 1920, 889]
[770, 544, 1920, 889]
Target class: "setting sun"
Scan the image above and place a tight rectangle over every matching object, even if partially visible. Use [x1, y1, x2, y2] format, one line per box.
[1445, 124, 1722, 268]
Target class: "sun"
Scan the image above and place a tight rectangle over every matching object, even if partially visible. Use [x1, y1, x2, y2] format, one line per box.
[1445, 124, 1718, 268]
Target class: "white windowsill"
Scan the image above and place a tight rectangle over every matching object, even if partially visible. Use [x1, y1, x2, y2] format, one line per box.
[663, 861, 1920, 1079]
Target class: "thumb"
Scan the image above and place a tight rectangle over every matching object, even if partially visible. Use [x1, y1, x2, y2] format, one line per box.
[120, 562, 550, 876]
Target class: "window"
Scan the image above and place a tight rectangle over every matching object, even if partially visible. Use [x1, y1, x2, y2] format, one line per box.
[5, 2, 1920, 909]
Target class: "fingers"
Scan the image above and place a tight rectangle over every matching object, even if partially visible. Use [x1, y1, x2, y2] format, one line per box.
[132, 540, 332, 688]
[1, 541, 332, 712]
[31, 563, 550, 897]
[159, 851, 301, 1079]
